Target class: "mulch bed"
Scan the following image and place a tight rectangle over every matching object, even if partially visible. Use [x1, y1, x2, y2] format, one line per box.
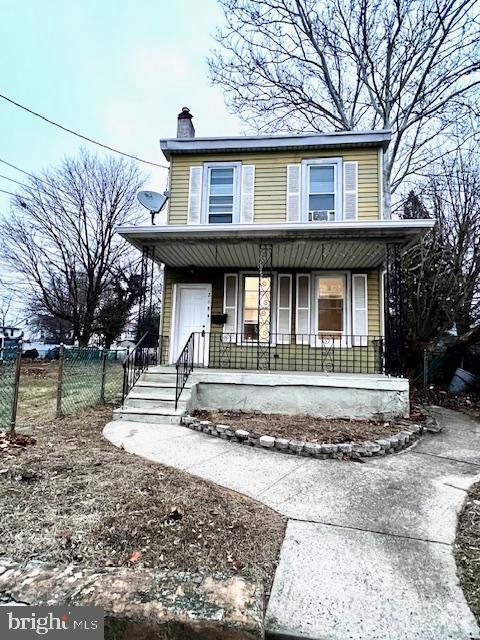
[455, 481, 480, 624]
[0, 405, 285, 593]
[192, 409, 426, 443]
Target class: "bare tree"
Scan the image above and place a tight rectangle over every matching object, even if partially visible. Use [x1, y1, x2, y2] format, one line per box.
[402, 149, 480, 368]
[0, 150, 145, 345]
[0, 278, 20, 329]
[209, 0, 480, 214]
[94, 265, 143, 348]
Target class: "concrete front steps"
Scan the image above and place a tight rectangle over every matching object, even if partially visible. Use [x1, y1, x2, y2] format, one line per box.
[113, 366, 190, 425]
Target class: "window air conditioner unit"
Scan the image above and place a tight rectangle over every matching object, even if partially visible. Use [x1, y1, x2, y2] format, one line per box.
[309, 210, 334, 222]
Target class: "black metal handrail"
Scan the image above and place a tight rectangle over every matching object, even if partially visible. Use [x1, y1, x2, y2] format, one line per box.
[122, 332, 167, 406]
[175, 332, 195, 409]
[188, 332, 384, 375]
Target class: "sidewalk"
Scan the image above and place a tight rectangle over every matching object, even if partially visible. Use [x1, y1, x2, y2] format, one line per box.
[104, 407, 480, 639]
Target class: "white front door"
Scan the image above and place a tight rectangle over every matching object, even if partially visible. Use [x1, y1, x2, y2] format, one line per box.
[171, 284, 211, 364]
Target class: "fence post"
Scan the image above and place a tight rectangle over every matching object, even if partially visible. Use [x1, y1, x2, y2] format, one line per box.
[100, 349, 107, 403]
[423, 349, 428, 389]
[56, 344, 65, 418]
[9, 341, 22, 434]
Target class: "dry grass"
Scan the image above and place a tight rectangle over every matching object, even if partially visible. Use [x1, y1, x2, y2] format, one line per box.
[16, 362, 58, 429]
[192, 409, 420, 443]
[455, 481, 480, 624]
[1, 370, 285, 592]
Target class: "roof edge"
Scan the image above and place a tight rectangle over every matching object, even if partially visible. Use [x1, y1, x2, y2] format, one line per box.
[160, 130, 392, 161]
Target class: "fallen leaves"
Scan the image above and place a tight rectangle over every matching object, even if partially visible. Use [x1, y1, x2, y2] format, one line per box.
[127, 550, 142, 565]
[0, 431, 36, 453]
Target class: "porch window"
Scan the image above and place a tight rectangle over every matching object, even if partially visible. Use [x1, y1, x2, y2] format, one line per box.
[317, 276, 345, 335]
[242, 275, 271, 342]
[207, 166, 235, 224]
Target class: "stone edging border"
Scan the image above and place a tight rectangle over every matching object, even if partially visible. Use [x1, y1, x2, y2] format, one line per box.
[181, 415, 441, 459]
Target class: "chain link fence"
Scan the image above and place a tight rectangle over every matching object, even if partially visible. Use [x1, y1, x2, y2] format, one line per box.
[0, 346, 21, 430]
[57, 347, 126, 416]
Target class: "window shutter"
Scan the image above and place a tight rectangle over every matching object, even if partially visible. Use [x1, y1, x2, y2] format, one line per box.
[240, 165, 255, 223]
[295, 274, 310, 344]
[343, 161, 358, 221]
[352, 274, 368, 346]
[277, 274, 292, 344]
[188, 166, 203, 224]
[287, 164, 301, 222]
[223, 273, 238, 342]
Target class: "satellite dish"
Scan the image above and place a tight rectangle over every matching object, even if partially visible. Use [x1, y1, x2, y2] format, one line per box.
[137, 190, 167, 213]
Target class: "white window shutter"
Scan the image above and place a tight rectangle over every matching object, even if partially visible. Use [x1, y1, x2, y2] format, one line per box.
[352, 274, 368, 346]
[287, 164, 301, 221]
[240, 165, 255, 223]
[343, 161, 358, 221]
[223, 273, 238, 342]
[277, 274, 292, 344]
[187, 166, 203, 224]
[295, 274, 310, 344]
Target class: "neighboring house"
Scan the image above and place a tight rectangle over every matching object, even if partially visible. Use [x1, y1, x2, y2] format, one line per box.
[118, 108, 434, 380]
[114, 325, 137, 350]
[0, 326, 23, 349]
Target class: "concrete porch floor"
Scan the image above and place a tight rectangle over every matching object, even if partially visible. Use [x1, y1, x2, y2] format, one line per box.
[104, 407, 480, 640]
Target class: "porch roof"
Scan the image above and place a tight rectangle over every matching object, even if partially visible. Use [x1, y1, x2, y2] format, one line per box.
[117, 219, 434, 270]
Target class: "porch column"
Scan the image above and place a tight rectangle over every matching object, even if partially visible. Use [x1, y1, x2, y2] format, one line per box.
[384, 243, 404, 376]
[257, 243, 273, 370]
[137, 245, 156, 341]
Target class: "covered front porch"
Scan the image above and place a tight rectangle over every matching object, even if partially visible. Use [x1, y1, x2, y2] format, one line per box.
[119, 219, 433, 382]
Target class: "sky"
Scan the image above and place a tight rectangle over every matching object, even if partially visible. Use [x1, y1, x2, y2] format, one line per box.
[0, 0, 242, 220]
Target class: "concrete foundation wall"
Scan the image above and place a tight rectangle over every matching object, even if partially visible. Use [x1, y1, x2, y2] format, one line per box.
[187, 372, 409, 420]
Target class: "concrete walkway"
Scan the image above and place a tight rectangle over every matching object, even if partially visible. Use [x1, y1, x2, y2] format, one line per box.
[103, 408, 480, 640]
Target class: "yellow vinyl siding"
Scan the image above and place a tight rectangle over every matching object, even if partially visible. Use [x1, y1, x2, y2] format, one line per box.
[367, 270, 381, 336]
[162, 268, 382, 348]
[168, 148, 380, 225]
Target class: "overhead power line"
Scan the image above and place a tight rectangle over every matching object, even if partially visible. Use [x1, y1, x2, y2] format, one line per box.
[0, 93, 169, 169]
[0, 160, 72, 198]
[0, 173, 30, 190]
[0, 187, 23, 199]
[0, 157, 47, 183]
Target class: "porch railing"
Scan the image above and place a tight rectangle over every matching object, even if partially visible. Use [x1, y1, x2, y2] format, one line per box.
[172, 332, 384, 405]
[175, 332, 195, 409]
[122, 332, 169, 405]
[191, 332, 384, 375]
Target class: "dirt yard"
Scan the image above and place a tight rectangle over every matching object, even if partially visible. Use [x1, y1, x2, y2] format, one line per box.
[412, 387, 480, 422]
[192, 409, 424, 443]
[0, 369, 285, 592]
[455, 481, 480, 624]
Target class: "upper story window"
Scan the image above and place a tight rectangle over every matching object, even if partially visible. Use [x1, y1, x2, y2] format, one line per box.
[203, 162, 240, 224]
[301, 158, 343, 222]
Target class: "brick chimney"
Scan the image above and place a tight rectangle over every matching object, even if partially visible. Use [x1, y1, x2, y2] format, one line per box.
[176, 107, 195, 138]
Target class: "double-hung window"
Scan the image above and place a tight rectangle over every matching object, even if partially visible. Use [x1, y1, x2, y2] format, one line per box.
[302, 158, 342, 222]
[204, 162, 240, 224]
[316, 275, 346, 336]
[241, 275, 271, 342]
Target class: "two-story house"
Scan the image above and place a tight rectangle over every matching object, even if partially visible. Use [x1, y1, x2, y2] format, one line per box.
[117, 108, 433, 421]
